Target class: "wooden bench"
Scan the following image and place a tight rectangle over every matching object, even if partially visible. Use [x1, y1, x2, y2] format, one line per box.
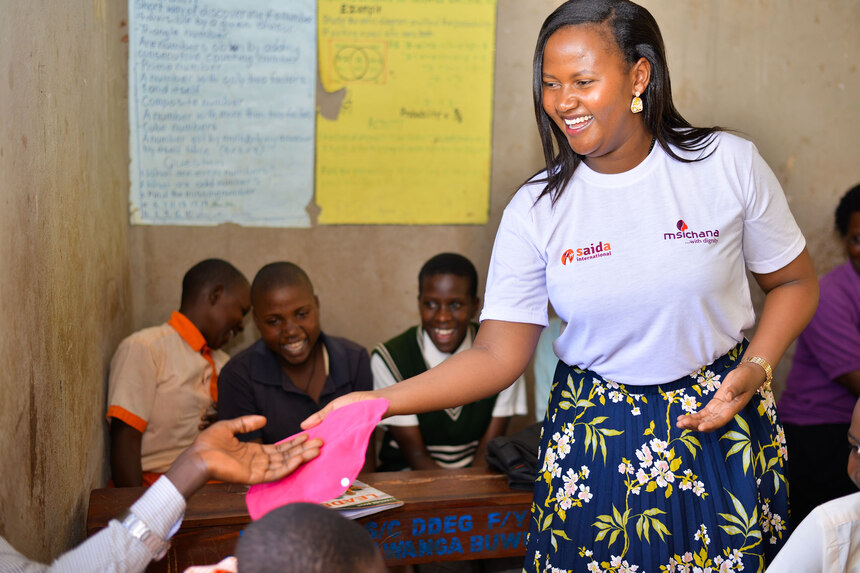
[87, 468, 532, 572]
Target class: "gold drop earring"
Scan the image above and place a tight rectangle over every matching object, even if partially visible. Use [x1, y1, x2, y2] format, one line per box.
[630, 91, 643, 114]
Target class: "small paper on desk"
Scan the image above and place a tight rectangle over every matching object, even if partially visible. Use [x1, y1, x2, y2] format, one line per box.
[321, 479, 403, 519]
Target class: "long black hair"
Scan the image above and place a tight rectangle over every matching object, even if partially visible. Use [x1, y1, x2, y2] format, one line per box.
[532, 0, 722, 204]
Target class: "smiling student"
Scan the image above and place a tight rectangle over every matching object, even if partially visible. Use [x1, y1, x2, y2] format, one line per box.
[373, 253, 526, 471]
[217, 263, 373, 456]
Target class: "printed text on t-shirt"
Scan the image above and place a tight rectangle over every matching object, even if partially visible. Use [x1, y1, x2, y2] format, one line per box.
[663, 219, 720, 245]
[561, 241, 612, 264]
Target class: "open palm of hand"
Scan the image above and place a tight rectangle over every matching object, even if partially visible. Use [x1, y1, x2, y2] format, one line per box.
[195, 416, 321, 484]
[676, 363, 764, 433]
[167, 415, 322, 498]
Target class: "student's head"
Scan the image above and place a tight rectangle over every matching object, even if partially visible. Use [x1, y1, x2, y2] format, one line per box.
[236, 503, 386, 573]
[835, 184, 860, 275]
[179, 259, 250, 350]
[251, 262, 321, 367]
[417, 253, 480, 354]
[848, 397, 860, 489]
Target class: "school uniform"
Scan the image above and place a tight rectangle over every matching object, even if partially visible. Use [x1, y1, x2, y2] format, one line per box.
[107, 312, 226, 479]
[372, 324, 527, 470]
[217, 333, 372, 443]
[767, 491, 860, 573]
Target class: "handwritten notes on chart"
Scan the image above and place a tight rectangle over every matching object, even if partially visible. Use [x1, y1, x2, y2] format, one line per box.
[316, 0, 497, 224]
[129, 0, 316, 227]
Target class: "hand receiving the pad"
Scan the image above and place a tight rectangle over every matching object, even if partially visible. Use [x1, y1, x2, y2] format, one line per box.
[167, 415, 322, 499]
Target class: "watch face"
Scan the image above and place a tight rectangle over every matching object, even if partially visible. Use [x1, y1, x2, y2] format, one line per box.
[119, 510, 170, 560]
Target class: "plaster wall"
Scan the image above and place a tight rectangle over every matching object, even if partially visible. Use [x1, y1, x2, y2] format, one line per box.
[130, 1, 859, 401]
[0, 0, 131, 561]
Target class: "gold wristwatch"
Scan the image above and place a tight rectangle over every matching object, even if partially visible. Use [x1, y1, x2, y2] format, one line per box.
[743, 356, 772, 391]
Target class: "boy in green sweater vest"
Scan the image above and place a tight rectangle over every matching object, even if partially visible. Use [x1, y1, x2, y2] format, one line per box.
[372, 253, 527, 471]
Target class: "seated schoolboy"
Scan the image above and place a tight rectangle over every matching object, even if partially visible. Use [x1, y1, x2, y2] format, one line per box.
[217, 262, 373, 453]
[373, 253, 527, 471]
[108, 259, 251, 487]
[233, 503, 386, 573]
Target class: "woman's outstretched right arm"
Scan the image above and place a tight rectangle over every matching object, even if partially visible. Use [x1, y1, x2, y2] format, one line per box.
[302, 319, 543, 429]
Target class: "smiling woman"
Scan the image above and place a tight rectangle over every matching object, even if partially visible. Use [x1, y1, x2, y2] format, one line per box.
[300, 1, 819, 571]
[540, 24, 652, 174]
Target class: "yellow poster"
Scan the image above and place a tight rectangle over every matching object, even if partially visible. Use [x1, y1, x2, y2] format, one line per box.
[316, 0, 497, 224]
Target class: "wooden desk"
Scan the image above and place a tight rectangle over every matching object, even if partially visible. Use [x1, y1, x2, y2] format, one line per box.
[87, 468, 532, 572]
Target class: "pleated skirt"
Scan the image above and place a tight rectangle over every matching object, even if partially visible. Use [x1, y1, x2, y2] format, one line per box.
[524, 342, 788, 573]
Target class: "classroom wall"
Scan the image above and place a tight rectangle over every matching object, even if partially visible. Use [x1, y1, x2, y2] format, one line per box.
[0, 0, 131, 562]
[130, 0, 859, 390]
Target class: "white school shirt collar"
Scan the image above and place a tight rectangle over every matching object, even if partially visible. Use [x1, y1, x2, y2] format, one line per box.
[419, 326, 473, 369]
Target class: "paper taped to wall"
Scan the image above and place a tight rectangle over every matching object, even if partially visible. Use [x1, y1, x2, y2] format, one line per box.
[315, 0, 497, 225]
[128, 0, 316, 227]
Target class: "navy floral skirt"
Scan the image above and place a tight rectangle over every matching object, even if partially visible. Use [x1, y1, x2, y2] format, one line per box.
[524, 342, 788, 573]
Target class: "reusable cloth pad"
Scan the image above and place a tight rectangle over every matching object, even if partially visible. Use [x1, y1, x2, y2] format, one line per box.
[245, 398, 389, 520]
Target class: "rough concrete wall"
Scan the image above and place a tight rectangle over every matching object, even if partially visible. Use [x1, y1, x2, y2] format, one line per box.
[129, 1, 858, 397]
[0, 0, 131, 562]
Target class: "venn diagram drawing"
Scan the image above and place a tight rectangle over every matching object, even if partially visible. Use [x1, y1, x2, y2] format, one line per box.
[331, 42, 387, 84]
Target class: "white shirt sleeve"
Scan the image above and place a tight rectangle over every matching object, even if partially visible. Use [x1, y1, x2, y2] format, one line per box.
[765, 508, 826, 572]
[766, 491, 860, 573]
[480, 191, 551, 327]
[0, 477, 185, 573]
[491, 374, 528, 417]
[741, 141, 806, 274]
[370, 353, 419, 427]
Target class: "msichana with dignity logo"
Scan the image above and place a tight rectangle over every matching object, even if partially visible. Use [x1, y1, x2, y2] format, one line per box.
[663, 219, 720, 245]
[561, 241, 612, 265]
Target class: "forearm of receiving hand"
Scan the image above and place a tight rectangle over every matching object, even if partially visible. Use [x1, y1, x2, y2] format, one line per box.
[377, 320, 543, 417]
[747, 248, 819, 372]
[44, 478, 185, 572]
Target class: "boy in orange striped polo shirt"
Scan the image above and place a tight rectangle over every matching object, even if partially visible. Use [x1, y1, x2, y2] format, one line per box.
[107, 259, 250, 487]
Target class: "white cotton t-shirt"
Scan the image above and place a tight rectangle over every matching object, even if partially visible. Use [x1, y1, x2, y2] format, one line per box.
[480, 132, 805, 385]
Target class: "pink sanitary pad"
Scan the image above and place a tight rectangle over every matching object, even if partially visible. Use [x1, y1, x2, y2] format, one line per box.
[245, 398, 389, 520]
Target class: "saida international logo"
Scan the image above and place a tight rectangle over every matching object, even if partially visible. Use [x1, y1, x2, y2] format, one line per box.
[561, 240, 612, 264]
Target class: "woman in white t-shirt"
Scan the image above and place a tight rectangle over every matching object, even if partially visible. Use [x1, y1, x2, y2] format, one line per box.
[304, 1, 818, 570]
